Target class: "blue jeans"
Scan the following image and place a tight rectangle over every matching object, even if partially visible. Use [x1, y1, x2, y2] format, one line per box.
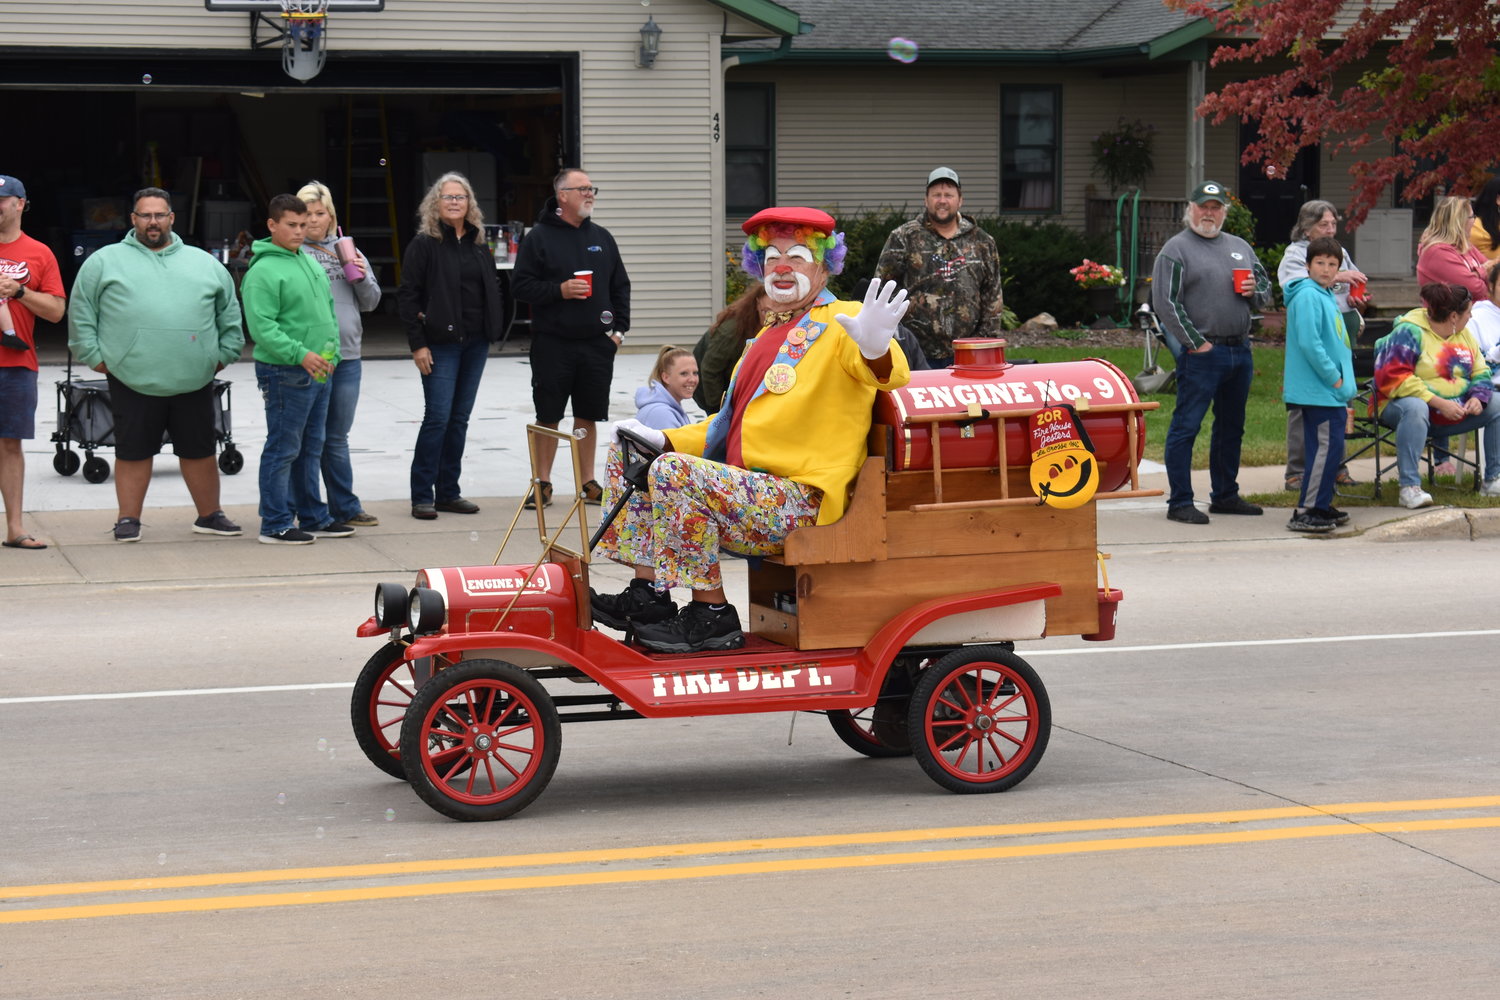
[410, 336, 489, 505]
[256, 361, 331, 535]
[1164, 342, 1254, 509]
[321, 359, 363, 520]
[1378, 395, 1500, 486]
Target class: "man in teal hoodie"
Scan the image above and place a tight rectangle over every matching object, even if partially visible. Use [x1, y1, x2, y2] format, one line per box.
[241, 194, 349, 544]
[69, 188, 245, 543]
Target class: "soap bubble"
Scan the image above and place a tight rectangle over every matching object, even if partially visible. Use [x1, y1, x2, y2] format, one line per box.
[469, 531, 479, 542]
[572, 427, 589, 439]
[275, 792, 287, 806]
[384, 808, 396, 822]
[316, 737, 328, 752]
[73, 245, 84, 257]
[600, 310, 614, 325]
[379, 158, 387, 167]
[142, 73, 153, 85]
[157, 853, 167, 865]
[887, 38, 919, 64]
[315, 826, 325, 839]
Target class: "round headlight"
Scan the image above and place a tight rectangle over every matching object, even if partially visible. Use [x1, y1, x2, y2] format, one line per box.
[374, 582, 408, 628]
[408, 586, 446, 636]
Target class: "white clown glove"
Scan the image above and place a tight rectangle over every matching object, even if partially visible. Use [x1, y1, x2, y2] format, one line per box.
[836, 279, 911, 360]
[608, 418, 666, 451]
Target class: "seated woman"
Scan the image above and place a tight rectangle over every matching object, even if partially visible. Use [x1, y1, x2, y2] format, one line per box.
[591, 207, 912, 653]
[693, 285, 765, 414]
[634, 346, 699, 430]
[1374, 282, 1500, 509]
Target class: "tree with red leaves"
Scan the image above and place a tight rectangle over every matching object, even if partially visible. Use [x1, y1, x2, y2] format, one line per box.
[1167, 0, 1499, 225]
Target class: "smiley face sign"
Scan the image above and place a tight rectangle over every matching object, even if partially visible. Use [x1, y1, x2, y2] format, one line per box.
[1028, 404, 1099, 509]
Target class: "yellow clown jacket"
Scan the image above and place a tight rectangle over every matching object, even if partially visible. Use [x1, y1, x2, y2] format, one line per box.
[668, 293, 910, 525]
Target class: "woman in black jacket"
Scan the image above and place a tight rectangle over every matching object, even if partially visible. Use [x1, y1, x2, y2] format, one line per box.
[397, 172, 504, 519]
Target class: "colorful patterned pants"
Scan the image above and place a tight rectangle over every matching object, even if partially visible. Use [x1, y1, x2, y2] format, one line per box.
[597, 448, 822, 591]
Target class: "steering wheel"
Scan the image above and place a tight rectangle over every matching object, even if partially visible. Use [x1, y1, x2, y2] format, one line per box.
[587, 426, 664, 553]
[615, 426, 663, 492]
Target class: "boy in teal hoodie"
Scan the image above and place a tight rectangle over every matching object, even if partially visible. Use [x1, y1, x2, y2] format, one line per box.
[241, 194, 348, 544]
[1282, 236, 1357, 533]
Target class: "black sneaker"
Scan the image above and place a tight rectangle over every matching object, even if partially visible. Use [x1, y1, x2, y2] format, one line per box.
[1208, 496, 1263, 515]
[633, 601, 745, 653]
[1288, 510, 1335, 533]
[1167, 505, 1209, 524]
[1312, 506, 1351, 526]
[192, 510, 242, 536]
[591, 578, 677, 630]
[309, 521, 356, 538]
[259, 528, 315, 545]
[113, 517, 142, 542]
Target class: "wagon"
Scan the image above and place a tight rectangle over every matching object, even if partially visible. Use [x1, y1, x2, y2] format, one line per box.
[50, 355, 243, 483]
[351, 338, 1159, 821]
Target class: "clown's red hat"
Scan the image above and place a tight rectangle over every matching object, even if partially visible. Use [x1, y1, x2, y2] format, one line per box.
[741, 206, 836, 236]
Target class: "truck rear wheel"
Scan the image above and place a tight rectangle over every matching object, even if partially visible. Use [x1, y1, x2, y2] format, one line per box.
[909, 646, 1049, 794]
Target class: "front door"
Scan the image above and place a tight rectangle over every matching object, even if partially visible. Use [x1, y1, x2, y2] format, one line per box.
[1237, 118, 1320, 248]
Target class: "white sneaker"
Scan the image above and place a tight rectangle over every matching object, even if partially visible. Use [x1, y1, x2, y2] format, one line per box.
[1482, 479, 1500, 497]
[1399, 485, 1434, 509]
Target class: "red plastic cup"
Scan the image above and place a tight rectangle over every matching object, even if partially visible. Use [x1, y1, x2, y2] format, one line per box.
[1232, 268, 1252, 293]
[574, 270, 594, 296]
[1350, 279, 1368, 301]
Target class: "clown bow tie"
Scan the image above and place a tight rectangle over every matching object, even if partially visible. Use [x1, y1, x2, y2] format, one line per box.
[763, 309, 798, 326]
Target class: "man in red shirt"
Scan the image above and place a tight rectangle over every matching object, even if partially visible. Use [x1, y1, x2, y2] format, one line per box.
[0, 175, 67, 550]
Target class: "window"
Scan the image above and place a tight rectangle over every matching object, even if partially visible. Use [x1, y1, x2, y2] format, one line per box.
[1001, 86, 1059, 213]
[726, 83, 774, 214]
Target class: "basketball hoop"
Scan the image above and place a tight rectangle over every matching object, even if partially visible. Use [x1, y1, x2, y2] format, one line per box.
[280, 0, 330, 82]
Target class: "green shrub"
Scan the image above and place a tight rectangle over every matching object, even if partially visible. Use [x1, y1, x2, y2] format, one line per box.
[1255, 242, 1288, 309]
[980, 219, 1112, 326]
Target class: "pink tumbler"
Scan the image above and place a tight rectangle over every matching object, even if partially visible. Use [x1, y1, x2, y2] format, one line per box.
[334, 228, 362, 282]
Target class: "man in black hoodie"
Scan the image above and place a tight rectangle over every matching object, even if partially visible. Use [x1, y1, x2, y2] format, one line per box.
[512, 167, 631, 508]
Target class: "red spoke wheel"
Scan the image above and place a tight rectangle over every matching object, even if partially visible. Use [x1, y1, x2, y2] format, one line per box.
[827, 700, 912, 758]
[908, 646, 1050, 794]
[399, 659, 561, 822]
[350, 642, 420, 779]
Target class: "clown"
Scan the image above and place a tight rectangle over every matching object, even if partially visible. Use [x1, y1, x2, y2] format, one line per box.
[592, 207, 912, 653]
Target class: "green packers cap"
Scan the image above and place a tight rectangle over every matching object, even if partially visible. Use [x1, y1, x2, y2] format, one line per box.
[1189, 180, 1229, 205]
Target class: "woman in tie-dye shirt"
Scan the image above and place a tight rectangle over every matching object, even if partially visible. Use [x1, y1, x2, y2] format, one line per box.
[1374, 282, 1500, 507]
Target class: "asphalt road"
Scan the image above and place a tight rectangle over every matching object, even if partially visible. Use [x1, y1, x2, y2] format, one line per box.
[2, 538, 1497, 998]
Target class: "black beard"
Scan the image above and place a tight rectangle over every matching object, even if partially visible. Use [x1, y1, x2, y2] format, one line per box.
[140, 229, 169, 248]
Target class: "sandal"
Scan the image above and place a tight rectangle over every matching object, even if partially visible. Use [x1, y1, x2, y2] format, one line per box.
[3, 534, 47, 550]
[581, 480, 603, 506]
[523, 481, 553, 509]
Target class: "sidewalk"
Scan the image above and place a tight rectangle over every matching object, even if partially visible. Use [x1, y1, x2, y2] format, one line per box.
[6, 343, 1486, 589]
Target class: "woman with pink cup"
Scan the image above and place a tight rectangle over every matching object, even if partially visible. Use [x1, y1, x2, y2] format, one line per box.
[298, 180, 382, 527]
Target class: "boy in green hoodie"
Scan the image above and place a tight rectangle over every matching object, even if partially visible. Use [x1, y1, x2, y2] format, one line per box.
[242, 194, 349, 544]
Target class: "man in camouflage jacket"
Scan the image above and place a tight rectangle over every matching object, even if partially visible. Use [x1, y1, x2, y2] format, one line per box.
[875, 167, 1005, 366]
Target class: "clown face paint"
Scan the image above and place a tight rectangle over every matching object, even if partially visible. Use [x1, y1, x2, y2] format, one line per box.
[762, 241, 820, 305]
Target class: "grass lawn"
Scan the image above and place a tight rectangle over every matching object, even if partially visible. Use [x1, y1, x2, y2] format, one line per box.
[1016, 334, 1500, 510]
[1013, 340, 1287, 466]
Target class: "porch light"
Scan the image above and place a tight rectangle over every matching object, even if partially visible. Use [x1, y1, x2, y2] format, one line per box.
[638, 15, 662, 69]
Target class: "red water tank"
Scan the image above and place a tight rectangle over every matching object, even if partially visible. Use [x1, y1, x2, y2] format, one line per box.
[416, 563, 578, 639]
[875, 338, 1146, 493]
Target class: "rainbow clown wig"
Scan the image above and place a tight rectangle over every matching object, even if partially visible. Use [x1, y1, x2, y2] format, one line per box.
[739, 206, 847, 279]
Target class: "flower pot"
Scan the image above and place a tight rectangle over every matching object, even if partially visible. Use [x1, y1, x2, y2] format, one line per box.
[1087, 285, 1120, 317]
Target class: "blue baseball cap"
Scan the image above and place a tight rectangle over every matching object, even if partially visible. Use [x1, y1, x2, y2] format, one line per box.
[0, 175, 26, 200]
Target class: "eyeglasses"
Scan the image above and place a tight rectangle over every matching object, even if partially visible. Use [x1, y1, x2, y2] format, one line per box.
[133, 212, 172, 222]
[439, 194, 469, 203]
[561, 185, 599, 196]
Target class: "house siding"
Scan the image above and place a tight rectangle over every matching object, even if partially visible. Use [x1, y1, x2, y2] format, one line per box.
[0, 0, 778, 347]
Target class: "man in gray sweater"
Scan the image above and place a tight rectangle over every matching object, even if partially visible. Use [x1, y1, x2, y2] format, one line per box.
[1152, 180, 1273, 524]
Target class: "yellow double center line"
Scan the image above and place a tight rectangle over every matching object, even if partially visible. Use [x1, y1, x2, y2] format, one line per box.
[4, 796, 1495, 924]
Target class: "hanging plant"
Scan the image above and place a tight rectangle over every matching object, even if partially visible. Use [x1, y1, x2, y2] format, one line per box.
[1090, 118, 1156, 192]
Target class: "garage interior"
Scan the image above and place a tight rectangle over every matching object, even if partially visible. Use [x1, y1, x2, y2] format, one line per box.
[7, 47, 578, 342]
